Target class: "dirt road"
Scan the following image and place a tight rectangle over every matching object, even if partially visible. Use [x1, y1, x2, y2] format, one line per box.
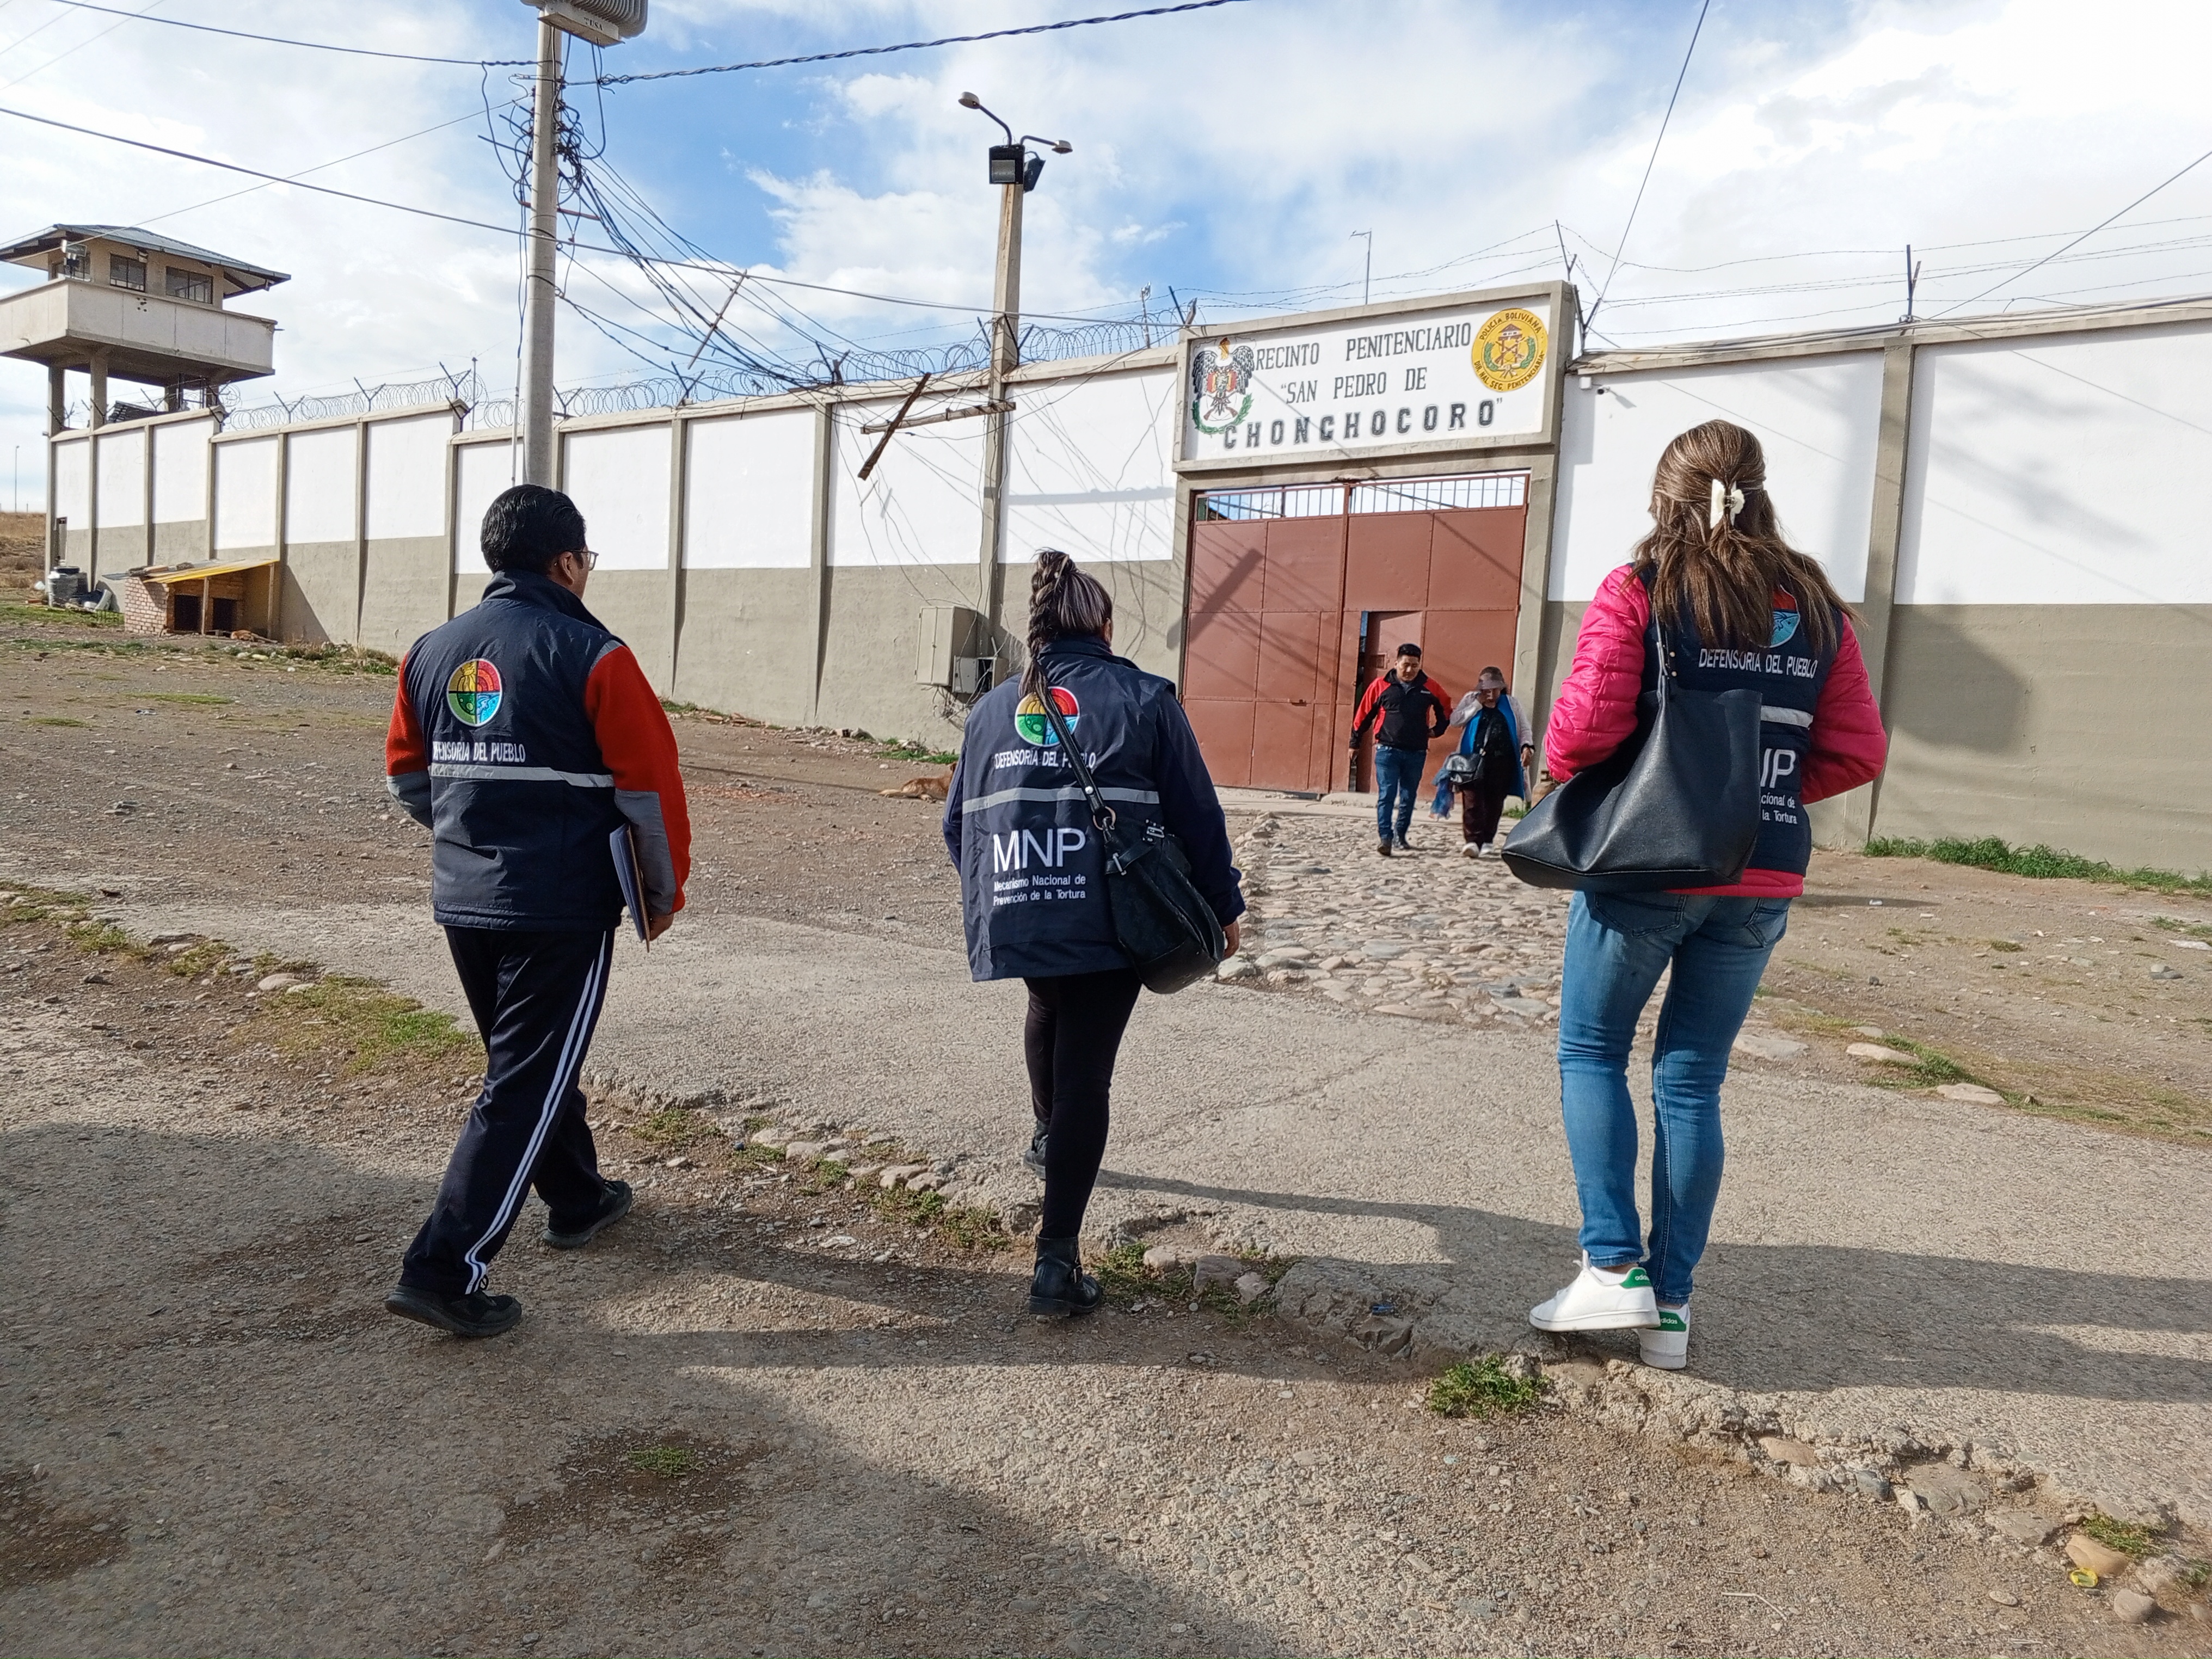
[3, 608, 2209, 1654]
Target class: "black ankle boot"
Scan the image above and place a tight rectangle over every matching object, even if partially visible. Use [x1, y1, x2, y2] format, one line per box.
[1028, 1236, 1102, 1319]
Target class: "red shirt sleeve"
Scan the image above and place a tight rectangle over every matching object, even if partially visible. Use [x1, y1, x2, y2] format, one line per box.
[1351, 675, 1384, 736]
[1801, 617, 1889, 803]
[1543, 566, 1651, 779]
[584, 644, 693, 914]
[385, 652, 427, 776]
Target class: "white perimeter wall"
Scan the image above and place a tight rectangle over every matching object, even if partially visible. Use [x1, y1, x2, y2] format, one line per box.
[285, 426, 356, 544]
[152, 419, 213, 523]
[453, 439, 515, 575]
[563, 423, 669, 570]
[685, 408, 815, 568]
[366, 414, 452, 542]
[831, 398, 985, 569]
[212, 436, 276, 549]
[1003, 366, 1177, 564]
[53, 437, 88, 526]
[95, 427, 145, 527]
[1896, 322, 2212, 605]
[1551, 352, 1885, 602]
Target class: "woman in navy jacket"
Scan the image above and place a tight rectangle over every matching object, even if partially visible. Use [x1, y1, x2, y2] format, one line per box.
[944, 550, 1244, 1316]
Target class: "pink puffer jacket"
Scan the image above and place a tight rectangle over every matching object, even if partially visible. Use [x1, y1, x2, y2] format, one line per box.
[1541, 564, 1888, 898]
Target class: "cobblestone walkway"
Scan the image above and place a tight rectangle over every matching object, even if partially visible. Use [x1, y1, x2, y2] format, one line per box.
[1222, 810, 1569, 1026]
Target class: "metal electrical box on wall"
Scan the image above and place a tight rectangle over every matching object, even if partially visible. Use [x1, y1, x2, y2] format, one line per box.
[916, 604, 986, 687]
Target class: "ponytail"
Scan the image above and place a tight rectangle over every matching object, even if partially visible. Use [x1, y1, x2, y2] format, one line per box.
[1022, 548, 1114, 698]
[1633, 419, 1848, 656]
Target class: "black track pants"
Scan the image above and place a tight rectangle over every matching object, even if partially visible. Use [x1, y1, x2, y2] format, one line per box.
[400, 927, 615, 1295]
[1023, 967, 1144, 1242]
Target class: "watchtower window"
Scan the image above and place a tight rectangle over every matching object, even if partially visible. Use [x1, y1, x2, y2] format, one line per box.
[165, 268, 212, 303]
[108, 254, 146, 292]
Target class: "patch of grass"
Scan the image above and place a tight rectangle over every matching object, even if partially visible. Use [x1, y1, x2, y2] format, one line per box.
[258, 975, 481, 1076]
[1988, 939, 2024, 952]
[164, 941, 232, 978]
[1093, 1242, 1151, 1304]
[27, 715, 88, 726]
[1865, 834, 2212, 896]
[2152, 915, 2212, 941]
[875, 739, 957, 766]
[147, 691, 234, 706]
[2079, 1514, 2161, 1557]
[1427, 1355, 1546, 1420]
[1856, 1034, 1983, 1092]
[632, 1107, 721, 1150]
[863, 1181, 1009, 1251]
[626, 1445, 701, 1479]
[726, 1141, 787, 1174]
[1, 602, 121, 629]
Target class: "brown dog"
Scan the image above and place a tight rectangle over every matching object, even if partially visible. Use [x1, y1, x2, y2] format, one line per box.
[879, 775, 950, 801]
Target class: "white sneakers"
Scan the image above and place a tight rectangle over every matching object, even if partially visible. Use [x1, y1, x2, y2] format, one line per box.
[1461, 841, 1480, 858]
[1640, 1304, 1691, 1369]
[1527, 1252, 1660, 1332]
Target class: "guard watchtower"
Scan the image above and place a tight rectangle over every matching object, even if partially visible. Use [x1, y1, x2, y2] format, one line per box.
[0, 224, 288, 431]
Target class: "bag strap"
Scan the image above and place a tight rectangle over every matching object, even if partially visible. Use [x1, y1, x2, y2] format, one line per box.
[1034, 666, 1117, 833]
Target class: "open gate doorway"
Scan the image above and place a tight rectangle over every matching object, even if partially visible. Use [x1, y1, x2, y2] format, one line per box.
[1182, 473, 1529, 794]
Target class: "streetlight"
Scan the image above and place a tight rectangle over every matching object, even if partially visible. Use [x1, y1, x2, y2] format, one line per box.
[957, 93, 1072, 601]
[513, 0, 649, 486]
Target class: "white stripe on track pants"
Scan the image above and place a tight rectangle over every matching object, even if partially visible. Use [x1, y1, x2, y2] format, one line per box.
[400, 926, 616, 1296]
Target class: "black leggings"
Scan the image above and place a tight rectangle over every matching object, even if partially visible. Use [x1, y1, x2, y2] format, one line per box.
[1023, 967, 1144, 1241]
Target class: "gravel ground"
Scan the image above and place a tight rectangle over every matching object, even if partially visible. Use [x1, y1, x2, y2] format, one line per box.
[3, 610, 2211, 1653]
[5, 913, 2207, 1657]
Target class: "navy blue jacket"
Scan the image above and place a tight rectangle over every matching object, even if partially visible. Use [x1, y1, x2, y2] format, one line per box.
[943, 635, 1244, 981]
[386, 570, 692, 931]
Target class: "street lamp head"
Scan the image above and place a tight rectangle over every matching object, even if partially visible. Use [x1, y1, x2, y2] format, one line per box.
[1050, 140, 1073, 155]
[958, 91, 981, 109]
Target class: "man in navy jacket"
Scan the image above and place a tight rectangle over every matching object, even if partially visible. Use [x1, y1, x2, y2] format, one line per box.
[382, 484, 691, 1338]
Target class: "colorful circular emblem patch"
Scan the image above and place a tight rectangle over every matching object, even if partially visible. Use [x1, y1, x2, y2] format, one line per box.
[1014, 686, 1080, 747]
[1473, 308, 1548, 392]
[445, 658, 503, 727]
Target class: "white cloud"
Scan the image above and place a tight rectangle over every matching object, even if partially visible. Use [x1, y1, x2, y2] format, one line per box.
[6, 0, 2212, 511]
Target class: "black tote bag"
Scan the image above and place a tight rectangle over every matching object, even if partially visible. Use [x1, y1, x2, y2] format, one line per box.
[1037, 678, 1227, 994]
[1500, 626, 1764, 893]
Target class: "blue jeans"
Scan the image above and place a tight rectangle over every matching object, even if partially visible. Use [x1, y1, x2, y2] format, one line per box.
[1555, 889, 1791, 1306]
[1373, 744, 1425, 840]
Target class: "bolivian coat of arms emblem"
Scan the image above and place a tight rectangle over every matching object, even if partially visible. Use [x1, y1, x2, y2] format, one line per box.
[1189, 336, 1256, 434]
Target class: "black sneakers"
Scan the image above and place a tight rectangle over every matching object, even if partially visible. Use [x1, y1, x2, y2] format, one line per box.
[1027, 1236, 1103, 1319]
[1394, 835, 1413, 852]
[1022, 1122, 1049, 1179]
[384, 1285, 523, 1338]
[542, 1178, 634, 1249]
[1377, 837, 1393, 857]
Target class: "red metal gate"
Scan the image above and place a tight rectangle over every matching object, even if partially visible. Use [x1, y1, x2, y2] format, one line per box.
[1183, 475, 1528, 794]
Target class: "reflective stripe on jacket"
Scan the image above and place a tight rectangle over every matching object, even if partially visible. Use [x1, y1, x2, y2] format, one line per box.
[384, 570, 691, 930]
[1542, 563, 1887, 897]
[942, 634, 1244, 981]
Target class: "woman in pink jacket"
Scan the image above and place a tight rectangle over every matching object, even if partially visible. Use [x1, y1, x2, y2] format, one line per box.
[1527, 420, 1887, 1370]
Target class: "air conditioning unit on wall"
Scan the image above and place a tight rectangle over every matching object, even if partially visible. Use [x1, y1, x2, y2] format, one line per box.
[917, 604, 991, 691]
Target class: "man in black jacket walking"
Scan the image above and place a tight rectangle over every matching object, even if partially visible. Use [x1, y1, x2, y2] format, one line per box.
[1350, 642, 1452, 855]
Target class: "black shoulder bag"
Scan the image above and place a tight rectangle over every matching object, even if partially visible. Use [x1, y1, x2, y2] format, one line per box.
[1037, 677, 1227, 994]
[1500, 613, 1763, 893]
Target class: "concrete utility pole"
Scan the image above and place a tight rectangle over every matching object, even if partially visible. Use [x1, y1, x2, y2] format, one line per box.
[958, 94, 1071, 632]
[514, 0, 649, 487]
[518, 14, 563, 487]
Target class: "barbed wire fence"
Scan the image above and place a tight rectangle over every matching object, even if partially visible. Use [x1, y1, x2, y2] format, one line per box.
[216, 310, 1173, 433]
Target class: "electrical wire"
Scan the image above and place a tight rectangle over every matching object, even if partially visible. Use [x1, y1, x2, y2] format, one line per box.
[0, 0, 162, 91]
[1588, 0, 1708, 333]
[0, 97, 1135, 325]
[1934, 141, 2212, 316]
[594, 0, 1251, 87]
[40, 0, 527, 65]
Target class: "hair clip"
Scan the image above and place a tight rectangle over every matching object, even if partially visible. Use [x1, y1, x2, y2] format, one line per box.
[1708, 478, 1746, 529]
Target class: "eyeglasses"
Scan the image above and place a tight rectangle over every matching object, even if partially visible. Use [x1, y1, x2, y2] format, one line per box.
[564, 547, 598, 570]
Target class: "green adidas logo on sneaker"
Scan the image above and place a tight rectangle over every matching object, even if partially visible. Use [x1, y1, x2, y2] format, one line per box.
[1657, 1308, 1687, 1332]
[1620, 1266, 1651, 1288]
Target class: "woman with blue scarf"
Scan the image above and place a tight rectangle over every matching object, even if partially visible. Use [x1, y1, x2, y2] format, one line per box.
[1430, 666, 1533, 858]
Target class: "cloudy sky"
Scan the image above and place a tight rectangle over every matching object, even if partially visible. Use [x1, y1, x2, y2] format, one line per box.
[4, 0, 2211, 507]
